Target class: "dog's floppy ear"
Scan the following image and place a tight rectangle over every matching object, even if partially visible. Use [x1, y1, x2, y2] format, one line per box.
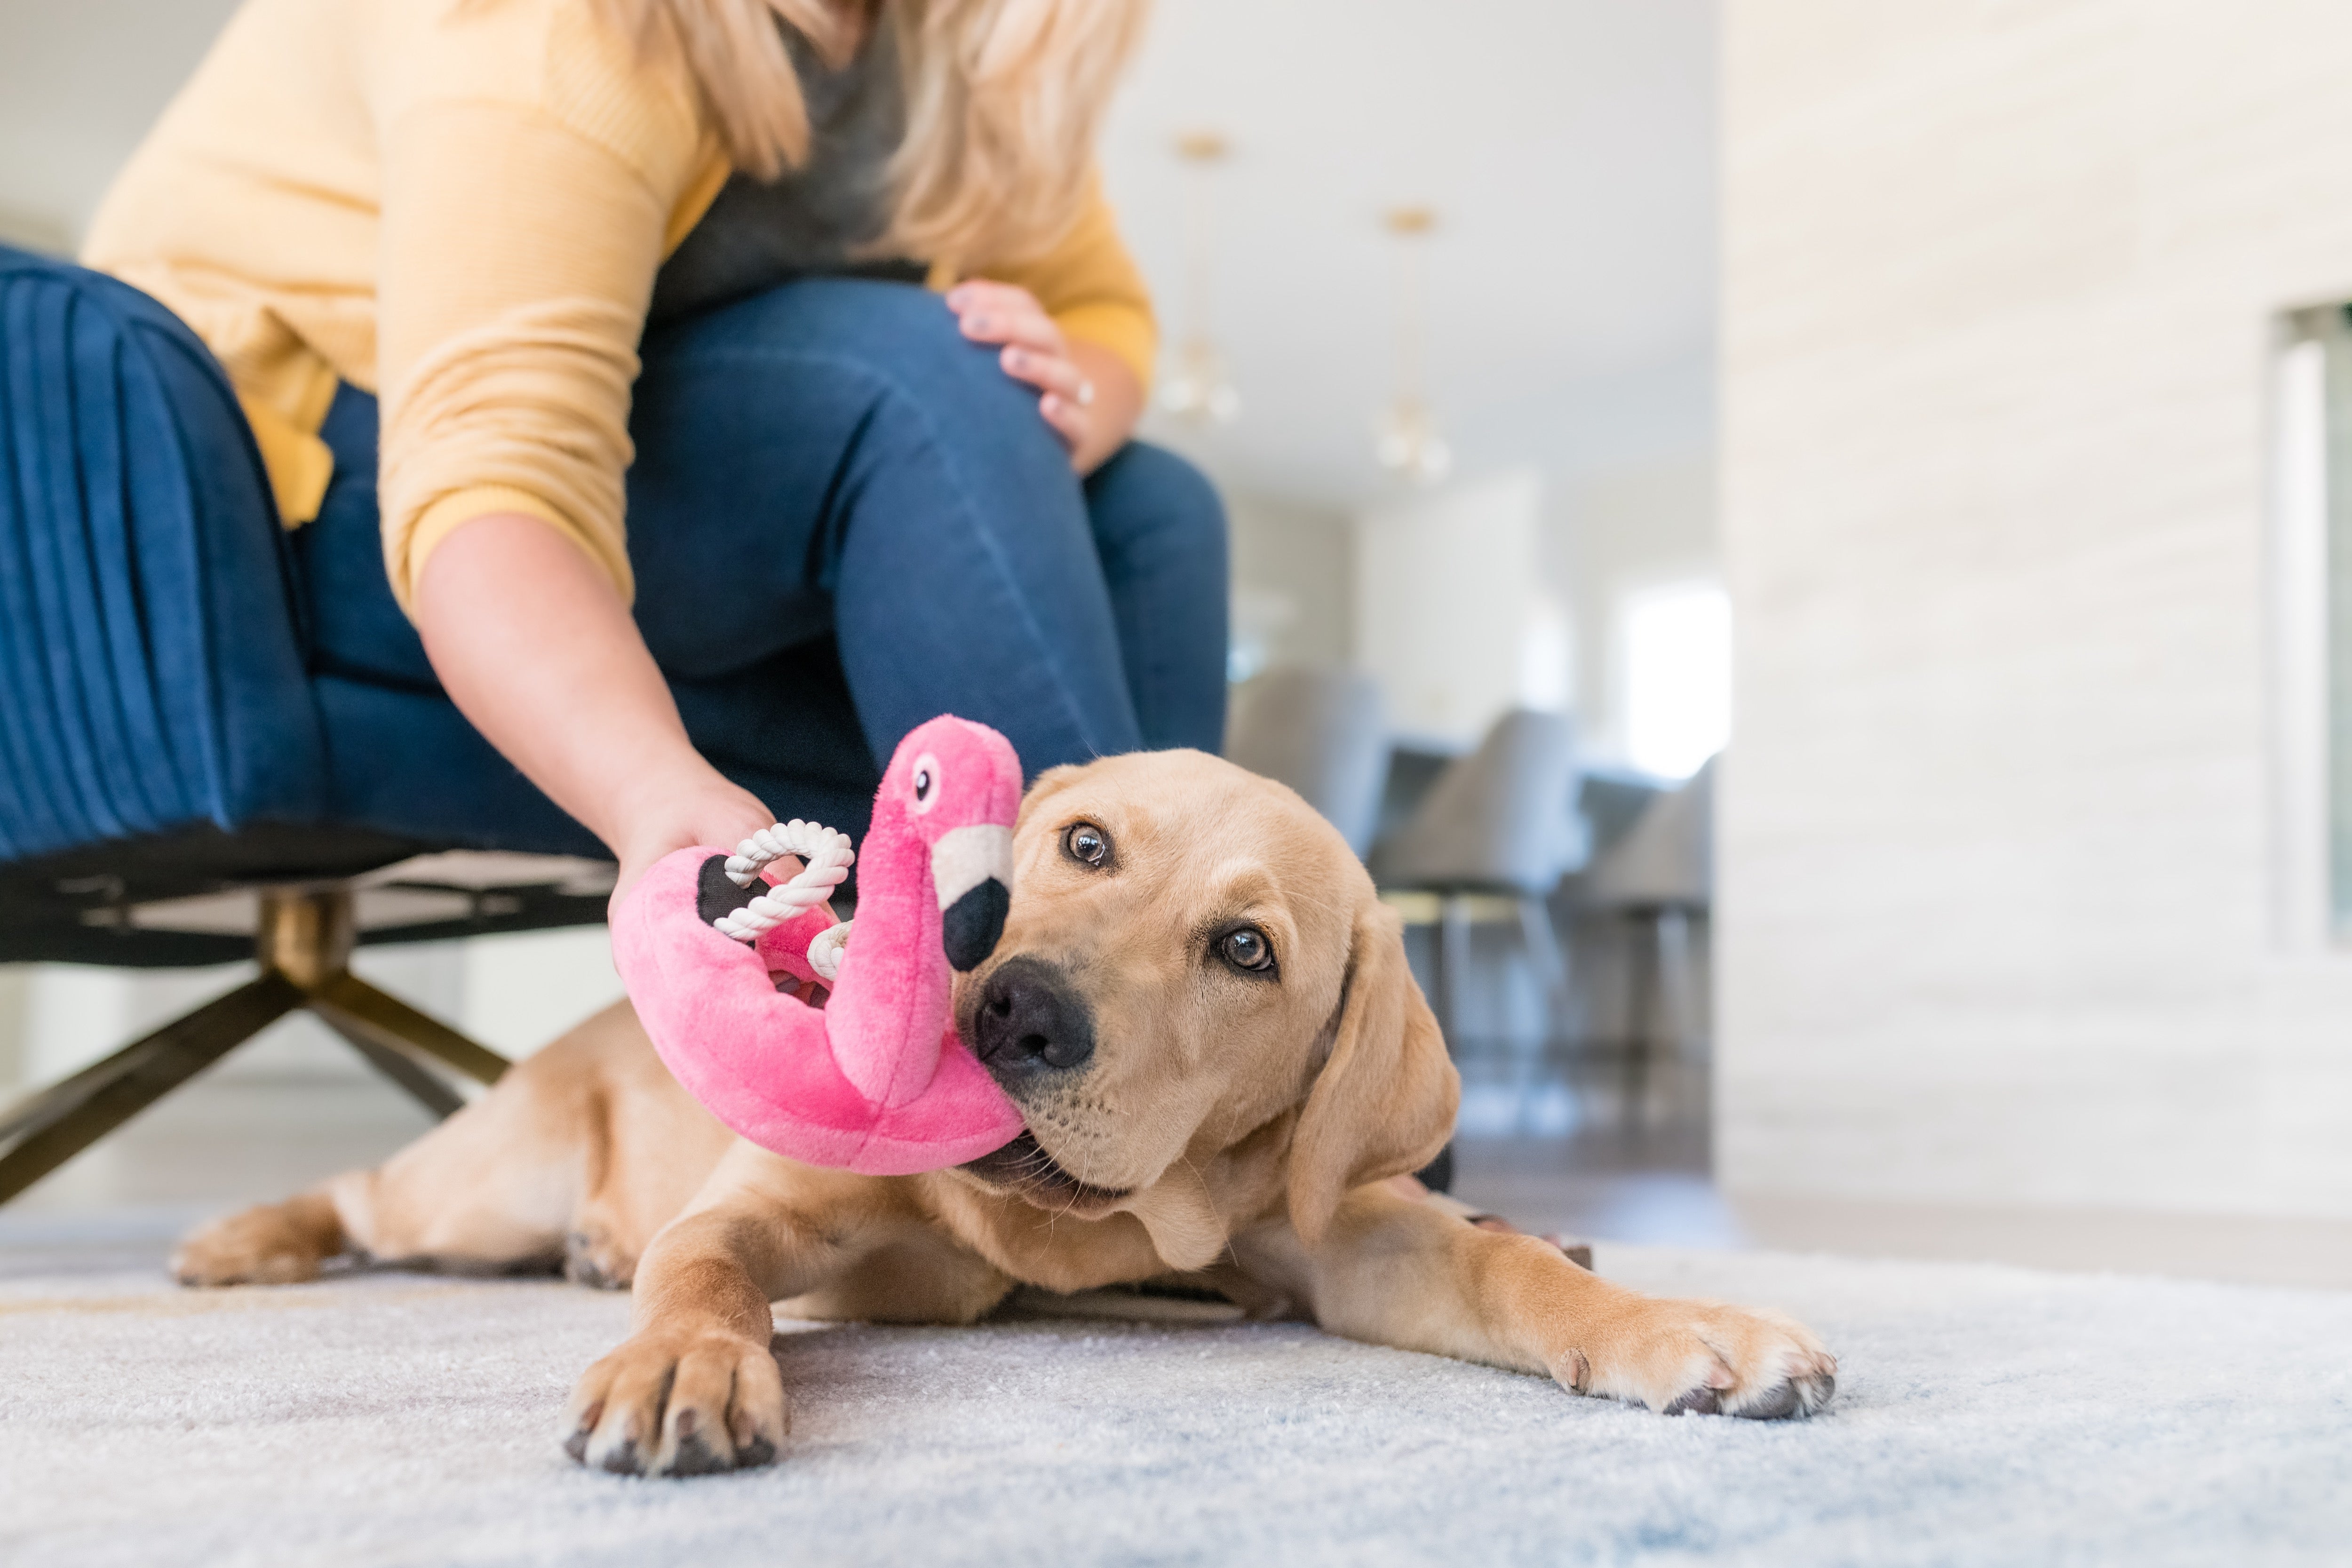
[1287, 899, 1460, 1247]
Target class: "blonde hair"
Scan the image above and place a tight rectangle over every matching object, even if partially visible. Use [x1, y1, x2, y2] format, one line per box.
[596, 0, 1151, 268]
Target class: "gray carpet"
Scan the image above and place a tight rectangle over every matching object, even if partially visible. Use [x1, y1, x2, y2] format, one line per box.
[2, 1235, 2346, 1567]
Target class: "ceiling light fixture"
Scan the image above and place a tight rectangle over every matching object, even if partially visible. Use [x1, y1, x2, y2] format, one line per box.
[1375, 205, 1451, 486]
[1159, 131, 1240, 428]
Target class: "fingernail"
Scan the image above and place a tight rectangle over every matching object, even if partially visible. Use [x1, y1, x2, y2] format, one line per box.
[1005, 348, 1024, 367]
[969, 314, 991, 333]
[1041, 394, 1060, 415]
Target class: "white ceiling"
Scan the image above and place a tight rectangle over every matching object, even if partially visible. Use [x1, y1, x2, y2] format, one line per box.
[1099, 0, 1719, 508]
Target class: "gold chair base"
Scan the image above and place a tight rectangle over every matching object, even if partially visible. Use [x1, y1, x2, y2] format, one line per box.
[0, 887, 511, 1205]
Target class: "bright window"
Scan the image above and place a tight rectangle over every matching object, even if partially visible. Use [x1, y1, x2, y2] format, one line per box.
[1620, 578, 1731, 778]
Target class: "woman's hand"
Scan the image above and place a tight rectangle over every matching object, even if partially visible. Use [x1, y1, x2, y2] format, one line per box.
[606, 771, 778, 918]
[412, 510, 778, 919]
[946, 279, 1141, 474]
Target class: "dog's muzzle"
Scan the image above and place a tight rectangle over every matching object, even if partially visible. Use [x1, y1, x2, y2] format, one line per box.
[931, 824, 1013, 971]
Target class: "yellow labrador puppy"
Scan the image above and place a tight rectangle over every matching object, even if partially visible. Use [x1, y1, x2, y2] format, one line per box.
[177, 750, 1836, 1474]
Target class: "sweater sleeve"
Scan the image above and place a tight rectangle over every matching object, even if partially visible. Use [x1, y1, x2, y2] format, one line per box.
[374, 97, 674, 613]
[990, 173, 1158, 392]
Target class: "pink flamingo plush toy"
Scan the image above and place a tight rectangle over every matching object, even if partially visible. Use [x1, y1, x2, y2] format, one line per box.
[609, 716, 1025, 1175]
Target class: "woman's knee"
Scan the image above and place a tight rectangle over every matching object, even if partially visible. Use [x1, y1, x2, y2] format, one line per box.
[1086, 441, 1230, 570]
[663, 278, 1044, 438]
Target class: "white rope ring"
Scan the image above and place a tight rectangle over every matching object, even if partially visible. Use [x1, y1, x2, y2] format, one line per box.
[806, 919, 852, 983]
[712, 820, 854, 943]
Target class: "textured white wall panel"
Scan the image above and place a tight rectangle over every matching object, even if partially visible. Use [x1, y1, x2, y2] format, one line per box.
[1720, 0, 2352, 1218]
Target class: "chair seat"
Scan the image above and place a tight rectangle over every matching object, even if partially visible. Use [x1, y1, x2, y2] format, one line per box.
[0, 822, 614, 967]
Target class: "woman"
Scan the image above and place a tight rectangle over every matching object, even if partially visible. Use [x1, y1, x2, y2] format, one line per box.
[80, 0, 1225, 898]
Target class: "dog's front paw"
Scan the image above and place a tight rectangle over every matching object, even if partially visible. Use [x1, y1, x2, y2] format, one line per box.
[1565, 1299, 1836, 1420]
[564, 1328, 788, 1476]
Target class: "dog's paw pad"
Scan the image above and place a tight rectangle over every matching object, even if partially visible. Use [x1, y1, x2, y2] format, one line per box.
[1733, 1379, 1801, 1419]
[563, 1228, 634, 1290]
[1662, 1385, 1721, 1416]
[665, 1430, 731, 1476]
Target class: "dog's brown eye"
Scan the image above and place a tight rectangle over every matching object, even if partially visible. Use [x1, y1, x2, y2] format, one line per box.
[1218, 926, 1274, 973]
[1064, 822, 1111, 868]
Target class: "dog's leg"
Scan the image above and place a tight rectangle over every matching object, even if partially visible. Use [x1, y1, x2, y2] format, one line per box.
[174, 1001, 717, 1286]
[172, 1050, 579, 1285]
[558, 1015, 743, 1289]
[1237, 1183, 1837, 1419]
[564, 1145, 928, 1476]
[171, 1189, 349, 1285]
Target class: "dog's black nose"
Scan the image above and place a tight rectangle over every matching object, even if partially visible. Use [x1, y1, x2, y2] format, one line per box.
[941, 878, 1009, 972]
[972, 956, 1094, 1076]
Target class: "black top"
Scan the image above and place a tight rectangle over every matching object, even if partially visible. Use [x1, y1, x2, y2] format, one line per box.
[648, 21, 925, 326]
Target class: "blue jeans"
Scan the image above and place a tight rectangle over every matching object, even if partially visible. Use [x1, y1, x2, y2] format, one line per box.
[308, 279, 1229, 778]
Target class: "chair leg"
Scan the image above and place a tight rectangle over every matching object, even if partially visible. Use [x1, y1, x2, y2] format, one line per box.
[0, 886, 516, 1208]
[0, 972, 305, 1203]
[317, 1019, 467, 1120]
[1621, 913, 1661, 1134]
[306, 971, 510, 1087]
[1438, 894, 1475, 1057]
[1516, 896, 1574, 1129]
[1654, 907, 1696, 1101]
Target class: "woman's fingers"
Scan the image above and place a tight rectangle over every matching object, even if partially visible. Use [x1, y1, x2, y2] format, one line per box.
[999, 343, 1090, 401]
[1035, 389, 1090, 457]
[948, 278, 1089, 465]
[945, 278, 1043, 319]
[1002, 344, 1094, 462]
[958, 305, 1063, 355]
[947, 280, 1065, 355]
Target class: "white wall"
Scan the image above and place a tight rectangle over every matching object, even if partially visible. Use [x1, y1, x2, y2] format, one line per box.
[1225, 492, 1353, 679]
[457, 929, 628, 1060]
[0, 0, 240, 250]
[1217, 456, 1718, 762]
[0, 966, 25, 1091]
[1241, 455, 1719, 764]
[1353, 468, 1566, 746]
[1720, 0, 2352, 1221]
[1551, 454, 1720, 767]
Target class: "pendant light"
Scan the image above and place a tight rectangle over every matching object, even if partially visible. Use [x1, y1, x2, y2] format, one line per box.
[1375, 205, 1451, 485]
[1159, 131, 1241, 427]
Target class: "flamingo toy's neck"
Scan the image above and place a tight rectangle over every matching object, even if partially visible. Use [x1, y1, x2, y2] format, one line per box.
[822, 803, 951, 1110]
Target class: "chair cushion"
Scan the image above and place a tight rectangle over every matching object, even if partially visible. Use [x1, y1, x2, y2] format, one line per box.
[0, 246, 326, 865]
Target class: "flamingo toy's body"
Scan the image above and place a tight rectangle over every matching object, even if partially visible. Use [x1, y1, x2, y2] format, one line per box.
[610, 716, 1025, 1175]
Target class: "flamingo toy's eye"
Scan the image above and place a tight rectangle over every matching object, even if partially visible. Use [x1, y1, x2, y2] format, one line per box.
[909, 752, 942, 813]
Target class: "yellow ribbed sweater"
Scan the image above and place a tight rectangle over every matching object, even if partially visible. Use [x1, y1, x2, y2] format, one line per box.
[82, 0, 1157, 614]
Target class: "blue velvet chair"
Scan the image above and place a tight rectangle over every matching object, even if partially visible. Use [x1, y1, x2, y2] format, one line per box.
[0, 244, 883, 1201]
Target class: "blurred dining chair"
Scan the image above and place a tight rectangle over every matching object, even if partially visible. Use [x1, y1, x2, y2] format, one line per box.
[1371, 708, 1579, 1120]
[1574, 756, 1714, 1129]
[1224, 666, 1388, 856]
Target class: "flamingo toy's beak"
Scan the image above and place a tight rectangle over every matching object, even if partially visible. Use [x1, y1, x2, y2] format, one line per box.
[932, 824, 1014, 971]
